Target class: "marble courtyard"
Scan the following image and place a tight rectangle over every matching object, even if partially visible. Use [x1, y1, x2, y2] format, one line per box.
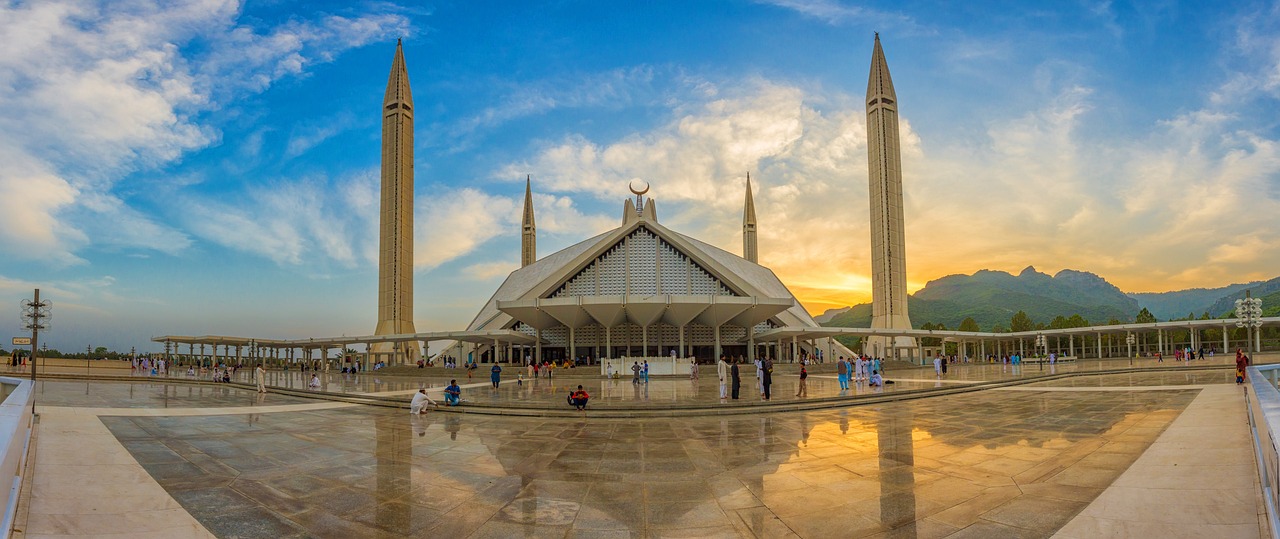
[10, 357, 1268, 538]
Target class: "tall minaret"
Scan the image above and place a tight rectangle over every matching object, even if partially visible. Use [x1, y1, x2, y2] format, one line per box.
[521, 175, 536, 267]
[742, 173, 758, 263]
[373, 39, 418, 363]
[865, 34, 914, 358]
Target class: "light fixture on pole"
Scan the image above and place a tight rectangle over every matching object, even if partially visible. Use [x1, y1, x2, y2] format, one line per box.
[1035, 334, 1046, 371]
[1125, 333, 1135, 366]
[1236, 291, 1264, 355]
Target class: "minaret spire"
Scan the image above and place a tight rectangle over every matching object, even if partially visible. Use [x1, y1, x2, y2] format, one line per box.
[521, 175, 537, 267]
[865, 34, 914, 359]
[742, 172, 758, 263]
[373, 40, 419, 364]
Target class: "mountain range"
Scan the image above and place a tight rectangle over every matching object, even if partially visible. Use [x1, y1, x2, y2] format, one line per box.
[820, 267, 1280, 332]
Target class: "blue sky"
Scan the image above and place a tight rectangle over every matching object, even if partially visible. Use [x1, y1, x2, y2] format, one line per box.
[2, 0, 1279, 353]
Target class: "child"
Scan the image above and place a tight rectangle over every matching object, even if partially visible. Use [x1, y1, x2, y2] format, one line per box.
[517, 373, 524, 386]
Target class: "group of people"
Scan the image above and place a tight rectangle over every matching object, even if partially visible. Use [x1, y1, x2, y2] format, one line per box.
[835, 355, 883, 389]
[408, 379, 466, 413]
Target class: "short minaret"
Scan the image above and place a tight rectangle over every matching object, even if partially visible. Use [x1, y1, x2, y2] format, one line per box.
[742, 173, 758, 263]
[865, 33, 914, 358]
[373, 39, 419, 364]
[521, 175, 537, 267]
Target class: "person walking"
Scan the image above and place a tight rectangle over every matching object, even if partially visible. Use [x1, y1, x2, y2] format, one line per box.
[730, 358, 741, 400]
[490, 363, 502, 389]
[255, 364, 266, 393]
[761, 357, 773, 400]
[796, 365, 808, 397]
[717, 356, 728, 400]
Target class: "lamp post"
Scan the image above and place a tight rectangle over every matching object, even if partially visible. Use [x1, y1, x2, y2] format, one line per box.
[1125, 333, 1135, 366]
[1035, 334, 1046, 371]
[1236, 291, 1264, 355]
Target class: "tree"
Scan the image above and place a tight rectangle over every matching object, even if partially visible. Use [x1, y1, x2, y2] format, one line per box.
[93, 346, 108, 356]
[959, 317, 980, 332]
[1010, 311, 1034, 332]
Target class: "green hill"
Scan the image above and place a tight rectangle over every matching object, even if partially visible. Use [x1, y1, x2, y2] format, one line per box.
[1129, 281, 1262, 320]
[823, 266, 1136, 332]
[1205, 276, 1280, 317]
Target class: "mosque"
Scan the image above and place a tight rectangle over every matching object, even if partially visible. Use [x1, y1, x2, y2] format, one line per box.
[152, 36, 927, 368]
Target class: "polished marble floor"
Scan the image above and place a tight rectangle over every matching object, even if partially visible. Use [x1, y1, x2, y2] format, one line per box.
[18, 356, 1268, 539]
[88, 382, 1200, 538]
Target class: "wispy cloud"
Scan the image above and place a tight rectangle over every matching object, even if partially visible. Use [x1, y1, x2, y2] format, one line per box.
[0, 0, 409, 265]
[756, 0, 930, 34]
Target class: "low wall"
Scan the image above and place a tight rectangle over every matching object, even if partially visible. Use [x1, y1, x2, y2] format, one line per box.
[600, 357, 693, 377]
[1245, 365, 1280, 539]
[0, 377, 34, 539]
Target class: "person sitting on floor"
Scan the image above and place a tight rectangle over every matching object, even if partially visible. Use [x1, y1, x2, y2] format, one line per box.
[444, 380, 462, 406]
[869, 370, 895, 387]
[308, 374, 321, 389]
[567, 385, 590, 410]
[410, 389, 439, 413]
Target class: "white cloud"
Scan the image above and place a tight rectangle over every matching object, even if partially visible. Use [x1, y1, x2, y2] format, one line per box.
[495, 71, 1280, 310]
[0, 0, 409, 265]
[756, 0, 929, 34]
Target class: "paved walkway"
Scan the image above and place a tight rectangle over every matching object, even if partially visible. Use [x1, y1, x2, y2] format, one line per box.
[1054, 384, 1266, 538]
[13, 369, 1269, 538]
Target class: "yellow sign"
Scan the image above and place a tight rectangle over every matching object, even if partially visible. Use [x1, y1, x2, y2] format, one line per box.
[11, 338, 31, 346]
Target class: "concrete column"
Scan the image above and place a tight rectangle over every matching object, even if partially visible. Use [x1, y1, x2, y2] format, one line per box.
[713, 325, 721, 362]
[1223, 326, 1229, 352]
[746, 326, 755, 363]
[536, 329, 543, 363]
[605, 327, 612, 361]
[679, 325, 686, 359]
[1096, 333, 1102, 359]
[641, 325, 648, 358]
[791, 335, 798, 364]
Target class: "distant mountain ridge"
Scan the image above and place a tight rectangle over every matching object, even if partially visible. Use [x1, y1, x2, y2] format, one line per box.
[1128, 281, 1262, 320]
[821, 267, 1279, 332]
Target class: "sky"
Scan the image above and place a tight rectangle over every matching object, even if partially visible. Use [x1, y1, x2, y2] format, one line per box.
[2, 0, 1279, 353]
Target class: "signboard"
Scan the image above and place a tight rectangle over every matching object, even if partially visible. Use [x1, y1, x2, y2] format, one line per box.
[11, 337, 31, 346]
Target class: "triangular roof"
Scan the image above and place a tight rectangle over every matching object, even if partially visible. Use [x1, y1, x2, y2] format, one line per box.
[466, 209, 819, 331]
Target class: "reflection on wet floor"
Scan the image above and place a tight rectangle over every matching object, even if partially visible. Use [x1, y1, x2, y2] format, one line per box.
[33, 380, 318, 408]
[100, 376, 1201, 538]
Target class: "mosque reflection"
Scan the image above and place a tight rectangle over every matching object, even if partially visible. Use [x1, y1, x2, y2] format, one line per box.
[358, 387, 1195, 537]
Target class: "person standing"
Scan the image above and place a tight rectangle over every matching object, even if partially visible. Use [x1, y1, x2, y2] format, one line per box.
[755, 357, 764, 394]
[796, 365, 808, 397]
[717, 356, 729, 400]
[490, 363, 502, 389]
[642, 361, 649, 384]
[730, 358, 741, 400]
[836, 356, 849, 390]
[761, 357, 773, 400]
[632, 361, 641, 384]
[1237, 349, 1250, 385]
[255, 364, 266, 393]
[933, 356, 942, 377]
[690, 357, 699, 381]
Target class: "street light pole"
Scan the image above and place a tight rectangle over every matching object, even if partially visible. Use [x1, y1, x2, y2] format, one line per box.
[1236, 291, 1264, 355]
[1126, 333, 1135, 366]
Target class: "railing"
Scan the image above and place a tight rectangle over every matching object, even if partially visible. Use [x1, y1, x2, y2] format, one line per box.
[0, 377, 34, 539]
[1246, 365, 1280, 539]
